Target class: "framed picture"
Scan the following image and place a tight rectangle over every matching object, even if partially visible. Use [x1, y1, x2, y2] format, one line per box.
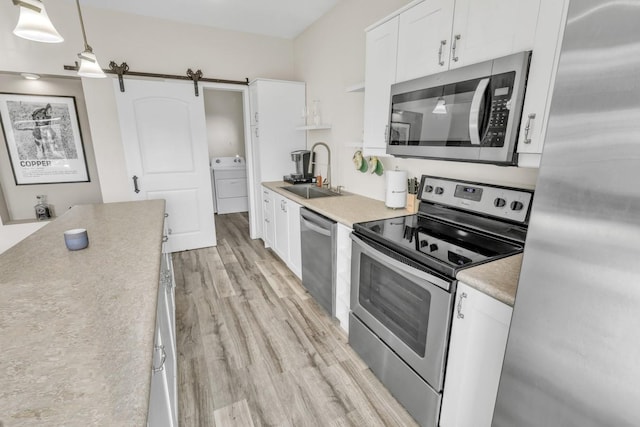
[390, 122, 411, 145]
[0, 93, 89, 185]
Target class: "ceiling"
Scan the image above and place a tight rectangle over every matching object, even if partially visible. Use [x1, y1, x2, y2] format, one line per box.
[79, 0, 342, 39]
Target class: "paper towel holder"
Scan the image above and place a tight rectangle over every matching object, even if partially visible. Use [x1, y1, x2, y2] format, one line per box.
[385, 168, 407, 209]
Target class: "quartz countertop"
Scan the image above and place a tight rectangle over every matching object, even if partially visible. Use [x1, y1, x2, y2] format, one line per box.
[262, 181, 413, 227]
[456, 254, 523, 306]
[0, 200, 166, 427]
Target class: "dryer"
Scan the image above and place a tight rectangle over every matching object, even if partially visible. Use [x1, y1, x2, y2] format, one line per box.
[211, 156, 249, 214]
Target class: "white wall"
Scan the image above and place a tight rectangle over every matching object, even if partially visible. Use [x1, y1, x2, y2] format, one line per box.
[0, 1, 296, 202]
[293, 0, 539, 201]
[203, 89, 246, 159]
[0, 74, 103, 220]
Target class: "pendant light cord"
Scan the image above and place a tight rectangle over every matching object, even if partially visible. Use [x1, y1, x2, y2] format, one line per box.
[75, 0, 91, 52]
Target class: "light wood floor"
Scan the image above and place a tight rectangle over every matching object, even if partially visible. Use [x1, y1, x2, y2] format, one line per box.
[172, 213, 418, 427]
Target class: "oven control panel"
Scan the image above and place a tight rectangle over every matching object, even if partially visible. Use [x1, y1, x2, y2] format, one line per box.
[419, 176, 533, 223]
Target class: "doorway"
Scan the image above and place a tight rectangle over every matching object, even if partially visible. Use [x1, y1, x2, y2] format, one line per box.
[201, 86, 255, 242]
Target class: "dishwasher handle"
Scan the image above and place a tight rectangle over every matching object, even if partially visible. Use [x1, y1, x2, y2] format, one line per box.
[300, 215, 331, 237]
[300, 208, 335, 237]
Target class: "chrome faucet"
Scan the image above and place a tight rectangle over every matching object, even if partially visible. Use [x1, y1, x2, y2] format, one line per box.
[308, 142, 331, 187]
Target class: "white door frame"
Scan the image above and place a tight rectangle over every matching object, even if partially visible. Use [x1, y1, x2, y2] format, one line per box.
[200, 82, 258, 240]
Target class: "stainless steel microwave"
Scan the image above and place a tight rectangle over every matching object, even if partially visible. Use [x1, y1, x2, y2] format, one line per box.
[387, 51, 531, 165]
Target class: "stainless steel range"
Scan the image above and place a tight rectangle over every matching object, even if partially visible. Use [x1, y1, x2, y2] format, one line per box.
[349, 175, 533, 427]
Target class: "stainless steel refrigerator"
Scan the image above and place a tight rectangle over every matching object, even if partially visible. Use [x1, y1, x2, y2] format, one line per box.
[493, 1, 640, 426]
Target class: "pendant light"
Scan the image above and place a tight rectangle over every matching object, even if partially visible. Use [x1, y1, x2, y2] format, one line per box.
[12, 0, 64, 43]
[432, 97, 448, 115]
[75, 0, 106, 78]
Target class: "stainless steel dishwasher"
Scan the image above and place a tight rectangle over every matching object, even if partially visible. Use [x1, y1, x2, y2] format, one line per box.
[300, 208, 336, 316]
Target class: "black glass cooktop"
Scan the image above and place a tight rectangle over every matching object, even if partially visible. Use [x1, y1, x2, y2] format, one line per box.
[353, 214, 523, 278]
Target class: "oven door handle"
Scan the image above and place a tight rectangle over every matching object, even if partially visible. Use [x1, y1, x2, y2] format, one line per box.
[469, 77, 490, 146]
[351, 234, 450, 291]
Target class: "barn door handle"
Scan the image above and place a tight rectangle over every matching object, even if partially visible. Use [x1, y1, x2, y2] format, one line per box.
[132, 175, 140, 193]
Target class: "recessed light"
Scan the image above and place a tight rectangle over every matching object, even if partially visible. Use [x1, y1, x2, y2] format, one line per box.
[21, 73, 41, 80]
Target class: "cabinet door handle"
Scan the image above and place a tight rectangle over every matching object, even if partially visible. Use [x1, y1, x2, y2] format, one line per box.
[132, 175, 140, 194]
[523, 113, 536, 144]
[283, 201, 287, 213]
[456, 292, 467, 319]
[152, 345, 166, 373]
[265, 218, 270, 223]
[254, 112, 259, 123]
[162, 235, 169, 243]
[438, 40, 447, 66]
[384, 124, 389, 142]
[254, 127, 259, 138]
[452, 34, 461, 62]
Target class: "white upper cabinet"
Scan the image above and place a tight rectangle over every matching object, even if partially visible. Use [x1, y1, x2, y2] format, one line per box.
[394, 0, 540, 81]
[364, 0, 565, 166]
[362, 16, 399, 156]
[249, 79, 305, 239]
[449, 0, 540, 69]
[517, 0, 570, 167]
[396, 0, 454, 82]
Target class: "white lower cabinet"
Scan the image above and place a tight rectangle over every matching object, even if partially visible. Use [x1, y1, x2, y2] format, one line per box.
[440, 282, 512, 427]
[148, 252, 177, 427]
[334, 224, 352, 333]
[287, 200, 302, 279]
[261, 187, 302, 279]
[273, 193, 289, 261]
[262, 187, 275, 248]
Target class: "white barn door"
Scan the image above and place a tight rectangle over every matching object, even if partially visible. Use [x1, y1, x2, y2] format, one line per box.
[114, 79, 216, 252]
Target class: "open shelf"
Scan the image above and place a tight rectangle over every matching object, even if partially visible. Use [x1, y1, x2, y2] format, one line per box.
[296, 124, 332, 131]
[345, 82, 365, 93]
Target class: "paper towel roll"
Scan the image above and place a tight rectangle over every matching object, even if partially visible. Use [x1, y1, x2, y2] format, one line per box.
[385, 170, 408, 209]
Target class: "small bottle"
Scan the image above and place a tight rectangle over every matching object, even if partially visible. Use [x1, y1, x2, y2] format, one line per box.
[34, 195, 51, 221]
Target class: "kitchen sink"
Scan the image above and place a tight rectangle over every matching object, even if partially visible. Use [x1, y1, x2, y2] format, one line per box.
[280, 185, 342, 199]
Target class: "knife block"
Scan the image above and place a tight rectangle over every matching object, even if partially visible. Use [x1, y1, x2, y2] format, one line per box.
[406, 194, 419, 213]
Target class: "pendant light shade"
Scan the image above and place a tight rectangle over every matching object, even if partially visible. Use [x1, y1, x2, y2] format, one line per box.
[77, 49, 106, 78]
[12, 0, 64, 43]
[432, 97, 448, 115]
[75, 0, 106, 78]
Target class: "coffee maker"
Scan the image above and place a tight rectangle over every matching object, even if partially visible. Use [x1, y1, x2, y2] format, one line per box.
[284, 150, 314, 184]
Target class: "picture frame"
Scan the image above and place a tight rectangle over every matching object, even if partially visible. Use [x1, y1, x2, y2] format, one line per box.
[390, 121, 411, 145]
[0, 93, 90, 185]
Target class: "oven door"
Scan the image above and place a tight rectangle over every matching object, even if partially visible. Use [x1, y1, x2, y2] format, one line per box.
[350, 234, 454, 391]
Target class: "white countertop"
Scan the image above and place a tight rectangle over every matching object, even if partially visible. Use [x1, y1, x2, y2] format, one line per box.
[0, 200, 165, 426]
[262, 181, 414, 227]
[456, 254, 523, 306]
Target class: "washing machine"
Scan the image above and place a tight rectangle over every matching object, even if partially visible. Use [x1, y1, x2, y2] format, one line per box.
[211, 156, 249, 214]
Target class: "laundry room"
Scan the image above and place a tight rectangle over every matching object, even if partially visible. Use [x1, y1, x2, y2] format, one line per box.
[203, 88, 249, 222]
